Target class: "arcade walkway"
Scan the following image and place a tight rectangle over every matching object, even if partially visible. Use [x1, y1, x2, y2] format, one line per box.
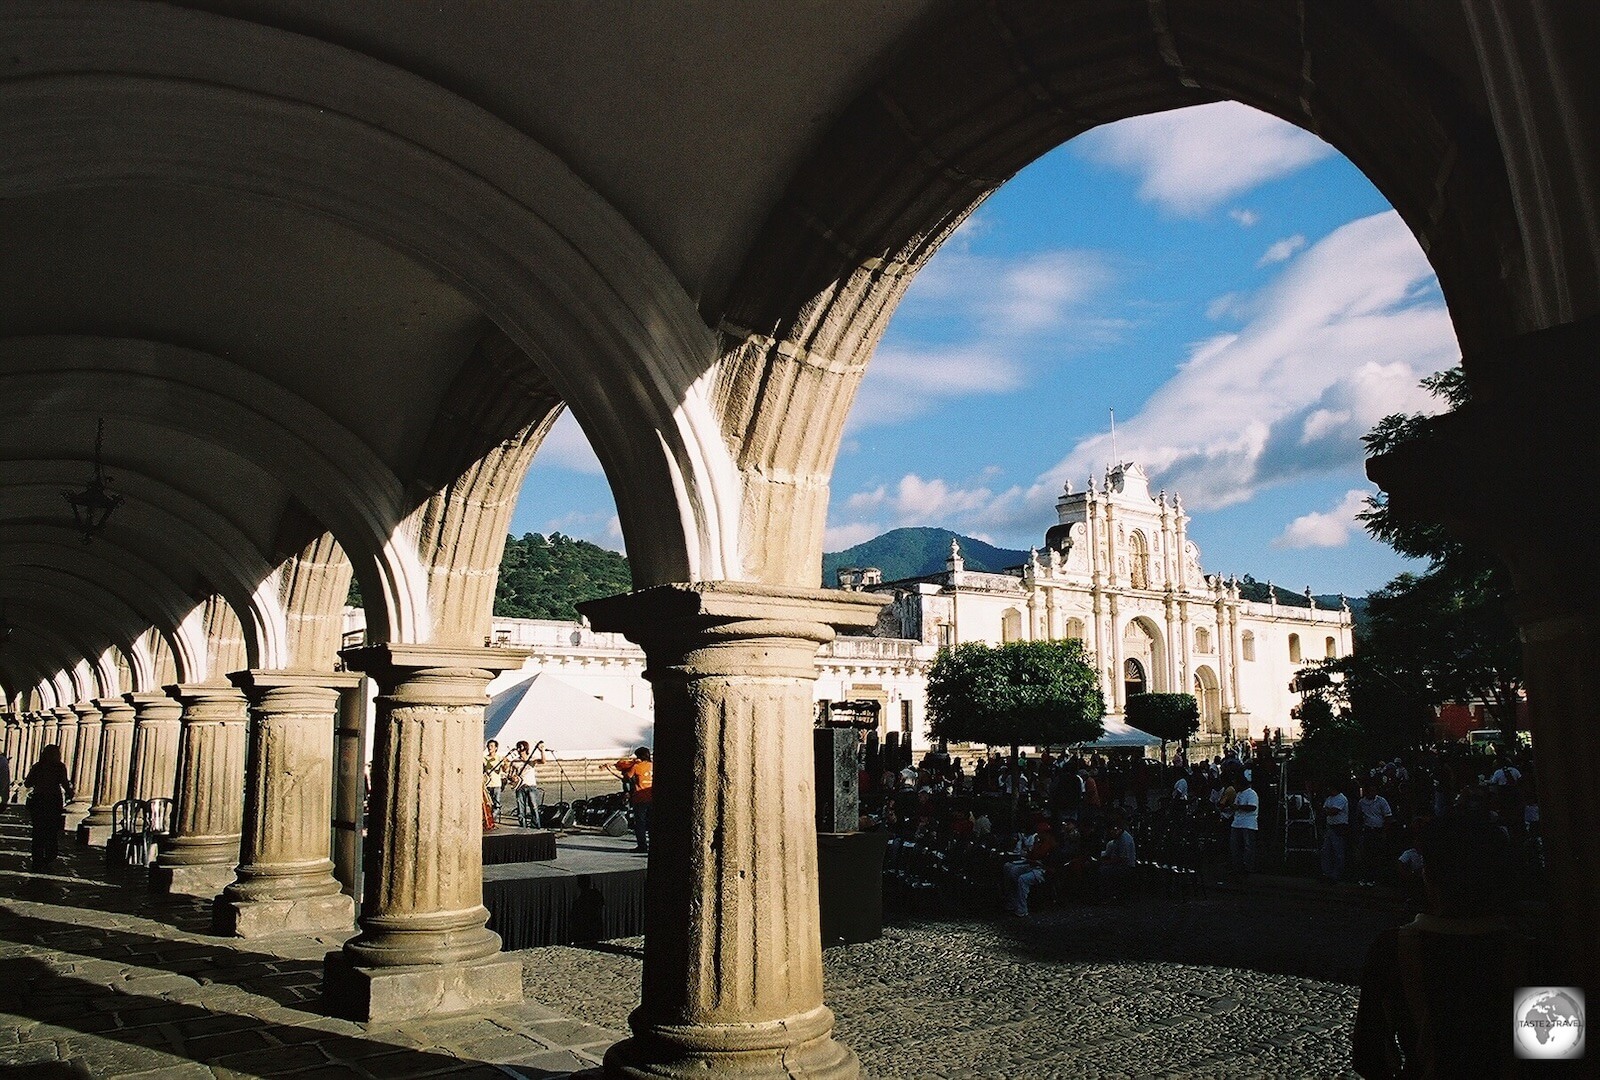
[0, 810, 617, 1079]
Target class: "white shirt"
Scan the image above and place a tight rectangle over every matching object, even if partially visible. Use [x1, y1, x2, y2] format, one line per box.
[1231, 787, 1259, 830]
[1172, 776, 1189, 800]
[1357, 794, 1392, 829]
[1490, 766, 1521, 786]
[518, 760, 540, 788]
[1322, 792, 1349, 826]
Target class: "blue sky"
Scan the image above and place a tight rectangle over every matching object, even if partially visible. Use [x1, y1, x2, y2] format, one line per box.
[511, 103, 1459, 596]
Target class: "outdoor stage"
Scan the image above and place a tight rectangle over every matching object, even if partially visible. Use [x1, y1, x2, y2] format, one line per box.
[484, 832, 647, 949]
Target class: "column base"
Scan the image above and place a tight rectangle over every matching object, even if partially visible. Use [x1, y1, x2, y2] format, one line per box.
[213, 891, 354, 938]
[321, 951, 523, 1022]
[150, 862, 237, 899]
[77, 821, 113, 846]
[63, 809, 89, 832]
[603, 1007, 861, 1080]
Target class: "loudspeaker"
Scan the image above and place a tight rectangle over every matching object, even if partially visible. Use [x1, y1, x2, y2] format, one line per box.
[815, 727, 859, 833]
[602, 810, 630, 836]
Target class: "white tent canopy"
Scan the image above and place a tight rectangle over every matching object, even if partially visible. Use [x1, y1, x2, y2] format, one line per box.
[484, 671, 653, 760]
[1079, 718, 1164, 750]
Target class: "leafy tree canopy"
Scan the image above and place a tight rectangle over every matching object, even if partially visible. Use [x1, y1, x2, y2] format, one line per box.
[926, 639, 1104, 751]
[1302, 366, 1523, 756]
[493, 532, 631, 621]
[1125, 692, 1200, 750]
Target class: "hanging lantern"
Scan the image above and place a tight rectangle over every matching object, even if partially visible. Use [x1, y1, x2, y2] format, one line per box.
[63, 418, 123, 543]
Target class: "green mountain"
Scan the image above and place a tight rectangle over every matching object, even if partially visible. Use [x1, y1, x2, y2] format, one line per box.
[493, 532, 632, 621]
[821, 527, 1028, 587]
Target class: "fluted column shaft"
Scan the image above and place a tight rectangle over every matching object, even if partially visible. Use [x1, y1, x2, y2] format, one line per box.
[42, 709, 63, 757]
[581, 583, 886, 1080]
[215, 670, 355, 937]
[324, 645, 526, 1021]
[65, 702, 104, 827]
[55, 706, 82, 780]
[127, 692, 184, 803]
[152, 685, 250, 897]
[78, 698, 136, 843]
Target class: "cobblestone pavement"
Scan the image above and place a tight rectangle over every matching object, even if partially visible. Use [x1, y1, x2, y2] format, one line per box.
[0, 810, 616, 1078]
[526, 883, 1405, 1080]
[4, 805, 1407, 1079]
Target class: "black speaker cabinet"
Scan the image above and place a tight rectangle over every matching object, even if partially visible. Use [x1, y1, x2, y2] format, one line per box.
[814, 727, 859, 833]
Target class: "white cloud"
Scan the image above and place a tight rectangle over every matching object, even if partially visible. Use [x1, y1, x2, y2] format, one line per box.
[1230, 208, 1260, 227]
[1258, 234, 1306, 267]
[850, 247, 1114, 431]
[1273, 490, 1371, 549]
[823, 521, 886, 551]
[903, 249, 1108, 335]
[848, 345, 1024, 431]
[1043, 210, 1457, 509]
[536, 410, 605, 475]
[1075, 102, 1335, 216]
[542, 509, 624, 549]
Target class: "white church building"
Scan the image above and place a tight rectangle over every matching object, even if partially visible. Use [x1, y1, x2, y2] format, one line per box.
[847, 462, 1354, 742]
[343, 461, 1351, 758]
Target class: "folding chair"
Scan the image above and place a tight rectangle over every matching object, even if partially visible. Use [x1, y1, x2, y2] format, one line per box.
[107, 799, 151, 868]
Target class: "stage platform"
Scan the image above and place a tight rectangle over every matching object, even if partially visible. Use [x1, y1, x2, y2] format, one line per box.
[483, 825, 557, 864]
[484, 832, 647, 949]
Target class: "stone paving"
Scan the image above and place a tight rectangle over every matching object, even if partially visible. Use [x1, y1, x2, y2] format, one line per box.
[2, 806, 1407, 1079]
[0, 810, 617, 1078]
[532, 882, 1400, 1080]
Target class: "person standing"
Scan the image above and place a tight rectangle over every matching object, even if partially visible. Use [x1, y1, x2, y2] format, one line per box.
[483, 739, 506, 822]
[513, 740, 546, 828]
[0, 746, 11, 811]
[612, 746, 653, 853]
[1357, 781, 1393, 885]
[24, 744, 73, 871]
[1321, 781, 1351, 883]
[1229, 774, 1259, 874]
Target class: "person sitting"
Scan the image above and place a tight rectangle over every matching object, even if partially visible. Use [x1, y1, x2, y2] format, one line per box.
[1352, 817, 1528, 1078]
[1002, 817, 1057, 916]
[1094, 811, 1138, 902]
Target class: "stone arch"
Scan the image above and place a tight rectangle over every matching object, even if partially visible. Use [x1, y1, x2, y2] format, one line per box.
[1193, 664, 1223, 736]
[1123, 615, 1166, 696]
[0, 6, 727, 592]
[714, 0, 1523, 581]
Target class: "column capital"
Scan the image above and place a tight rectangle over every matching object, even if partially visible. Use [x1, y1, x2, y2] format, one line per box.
[93, 697, 136, 722]
[338, 643, 529, 683]
[168, 682, 249, 708]
[581, 582, 888, 679]
[71, 700, 103, 721]
[229, 668, 364, 694]
[126, 691, 183, 721]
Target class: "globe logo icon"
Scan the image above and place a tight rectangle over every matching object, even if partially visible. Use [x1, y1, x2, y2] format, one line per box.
[1514, 987, 1585, 1060]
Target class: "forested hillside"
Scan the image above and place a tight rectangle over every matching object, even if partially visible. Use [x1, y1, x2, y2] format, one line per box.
[493, 532, 633, 620]
[820, 527, 1028, 586]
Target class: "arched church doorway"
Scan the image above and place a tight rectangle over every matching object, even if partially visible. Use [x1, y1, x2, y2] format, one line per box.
[1124, 658, 1146, 703]
[1123, 617, 1164, 701]
[1194, 665, 1222, 736]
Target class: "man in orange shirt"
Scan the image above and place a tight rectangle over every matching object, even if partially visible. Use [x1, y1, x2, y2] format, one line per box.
[612, 747, 653, 853]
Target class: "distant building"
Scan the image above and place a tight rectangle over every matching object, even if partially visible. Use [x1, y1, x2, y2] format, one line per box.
[844, 462, 1354, 742]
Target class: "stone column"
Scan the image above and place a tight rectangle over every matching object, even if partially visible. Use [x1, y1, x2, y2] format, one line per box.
[150, 685, 250, 899]
[127, 692, 184, 803]
[78, 698, 136, 845]
[1108, 594, 1124, 714]
[324, 645, 526, 1022]
[214, 670, 358, 937]
[43, 708, 63, 754]
[64, 701, 104, 830]
[54, 706, 81, 782]
[579, 583, 886, 1079]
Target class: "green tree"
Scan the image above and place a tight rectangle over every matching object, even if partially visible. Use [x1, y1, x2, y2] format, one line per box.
[492, 532, 632, 620]
[926, 639, 1104, 824]
[1354, 367, 1523, 742]
[1125, 692, 1200, 763]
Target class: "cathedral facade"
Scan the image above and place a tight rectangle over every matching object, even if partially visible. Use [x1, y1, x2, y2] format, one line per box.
[858, 463, 1355, 741]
